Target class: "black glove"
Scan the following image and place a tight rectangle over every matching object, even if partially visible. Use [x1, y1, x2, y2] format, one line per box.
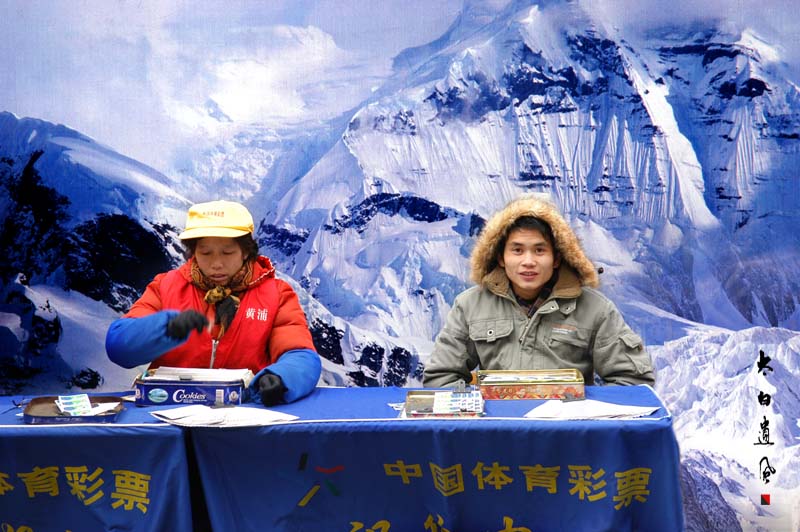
[257, 373, 287, 407]
[166, 310, 209, 340]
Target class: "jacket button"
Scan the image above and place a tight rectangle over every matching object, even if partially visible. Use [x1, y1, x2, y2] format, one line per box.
[487, 329, 494, 336]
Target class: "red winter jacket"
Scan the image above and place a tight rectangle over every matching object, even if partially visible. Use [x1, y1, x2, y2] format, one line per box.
[125, 256, 316, 375]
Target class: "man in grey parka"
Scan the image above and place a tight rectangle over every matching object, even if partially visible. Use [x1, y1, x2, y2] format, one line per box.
[423, 196, 655, 388]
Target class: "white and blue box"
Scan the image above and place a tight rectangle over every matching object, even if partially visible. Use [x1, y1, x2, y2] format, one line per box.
[133, 367, 254, 406]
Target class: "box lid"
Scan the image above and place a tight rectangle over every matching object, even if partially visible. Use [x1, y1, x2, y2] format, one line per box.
[476, 368, 584, 385]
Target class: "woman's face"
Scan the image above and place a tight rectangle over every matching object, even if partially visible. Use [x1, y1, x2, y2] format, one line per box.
[193, 237, 246, 286]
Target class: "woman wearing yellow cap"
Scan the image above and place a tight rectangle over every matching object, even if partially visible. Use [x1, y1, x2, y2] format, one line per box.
[105, 200, 321, 405]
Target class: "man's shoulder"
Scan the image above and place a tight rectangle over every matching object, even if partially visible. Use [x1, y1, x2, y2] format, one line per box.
[456, 284, 482, 296]
[455, 284, 495, 302]
[572, 286, 617, 311]
[576, 285, 609, 300]
[453, 285, 512, 317]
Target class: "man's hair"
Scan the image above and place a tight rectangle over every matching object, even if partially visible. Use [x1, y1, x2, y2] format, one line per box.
[495, 216, 558, 259]
[182, 234, 259, 261]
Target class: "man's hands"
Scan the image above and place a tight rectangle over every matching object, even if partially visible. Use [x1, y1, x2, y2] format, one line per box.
[166, 310, 209, 340]
[257, 373, 287, 406]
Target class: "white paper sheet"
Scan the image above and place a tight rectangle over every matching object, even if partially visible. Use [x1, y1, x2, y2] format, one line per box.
[524, 399, 659, 420]
[150, 404, 298, 427]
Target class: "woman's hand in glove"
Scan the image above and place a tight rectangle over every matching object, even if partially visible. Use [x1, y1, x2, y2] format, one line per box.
[258, 373, 287, 406]
[166, 310, 209, 340]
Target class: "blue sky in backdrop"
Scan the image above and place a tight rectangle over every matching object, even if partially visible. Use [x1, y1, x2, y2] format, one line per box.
[1, 0, 797, 172]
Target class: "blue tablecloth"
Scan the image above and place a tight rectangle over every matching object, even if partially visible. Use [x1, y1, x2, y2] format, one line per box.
[191, 385, 684, 532]
[0, 386, 683, 531]
[0, 395, 192, 531]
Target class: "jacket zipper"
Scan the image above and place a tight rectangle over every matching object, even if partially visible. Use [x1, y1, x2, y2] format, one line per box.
[519, 315, 535, 345]
[518, 298, 541, 345]
[519, 301, 558, 345]
[210, 339, 219, 368]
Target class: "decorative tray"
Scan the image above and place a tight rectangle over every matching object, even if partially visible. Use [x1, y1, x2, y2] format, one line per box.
[23, 396, 124, 424]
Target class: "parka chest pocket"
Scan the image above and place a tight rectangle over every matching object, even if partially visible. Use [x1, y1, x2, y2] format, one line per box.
[619, 331, 650, 373]
[468, 318, 514, 343]
[620, 332, 643, 351]
[547, 324, 591, 363]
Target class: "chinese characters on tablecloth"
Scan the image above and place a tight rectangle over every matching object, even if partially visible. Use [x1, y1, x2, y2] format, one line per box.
[295, 446, 655, 532]
[346, 459, 654, 531]
[0, 464, 152, 532]
[0, 465, 151, 512]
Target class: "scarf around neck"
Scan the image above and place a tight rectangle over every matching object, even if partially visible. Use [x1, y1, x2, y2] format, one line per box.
[189, 259, 254, 336]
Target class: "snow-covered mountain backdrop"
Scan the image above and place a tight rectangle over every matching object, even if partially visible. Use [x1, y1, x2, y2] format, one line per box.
[1, 1, 798, 530]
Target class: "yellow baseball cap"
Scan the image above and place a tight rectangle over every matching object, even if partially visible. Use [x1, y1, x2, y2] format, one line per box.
[178, 200, 255, 240]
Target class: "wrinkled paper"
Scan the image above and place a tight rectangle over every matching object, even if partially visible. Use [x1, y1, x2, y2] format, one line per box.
[150, 404, 298, 427]
[525, 399, 659, 420]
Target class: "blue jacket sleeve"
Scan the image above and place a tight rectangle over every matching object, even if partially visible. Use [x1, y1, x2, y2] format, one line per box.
[249, 348, 321, 403]
[106, 311, 185, 368]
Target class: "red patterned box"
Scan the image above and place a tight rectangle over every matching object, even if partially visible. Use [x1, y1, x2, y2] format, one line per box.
[476, 369, 585, 400]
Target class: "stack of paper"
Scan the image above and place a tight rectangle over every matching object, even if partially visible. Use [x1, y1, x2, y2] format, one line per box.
[524, 399, 660, 420]
[142, 367, 254, 386]
[150, 405, 298, 427]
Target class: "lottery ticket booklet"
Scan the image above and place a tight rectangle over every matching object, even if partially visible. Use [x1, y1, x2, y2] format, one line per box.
[402, 390, 485, 418]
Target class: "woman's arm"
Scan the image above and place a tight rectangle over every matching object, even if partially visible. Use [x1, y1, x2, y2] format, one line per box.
[106, 311, 185, 368]
[251, 349, 321, 403]
[260, 280, 321, 402]
[105, 273, 185, 368]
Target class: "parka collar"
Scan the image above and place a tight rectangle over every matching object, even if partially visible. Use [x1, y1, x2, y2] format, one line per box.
[471, 196, 599, 290]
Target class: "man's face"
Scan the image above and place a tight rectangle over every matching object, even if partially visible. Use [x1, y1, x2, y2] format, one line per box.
[498, 227, 560, 300]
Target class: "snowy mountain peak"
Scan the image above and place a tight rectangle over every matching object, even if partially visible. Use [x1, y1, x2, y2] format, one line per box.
[0, 111, 190, 225]
[2, 4, 799, 530]
[256, 1, 800, 353]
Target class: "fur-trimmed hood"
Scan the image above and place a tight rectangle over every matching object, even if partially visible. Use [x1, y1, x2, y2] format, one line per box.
[470, 196, 599, 289]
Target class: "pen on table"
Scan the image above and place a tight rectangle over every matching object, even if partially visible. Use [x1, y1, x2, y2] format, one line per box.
[1, 399, 28, 415]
